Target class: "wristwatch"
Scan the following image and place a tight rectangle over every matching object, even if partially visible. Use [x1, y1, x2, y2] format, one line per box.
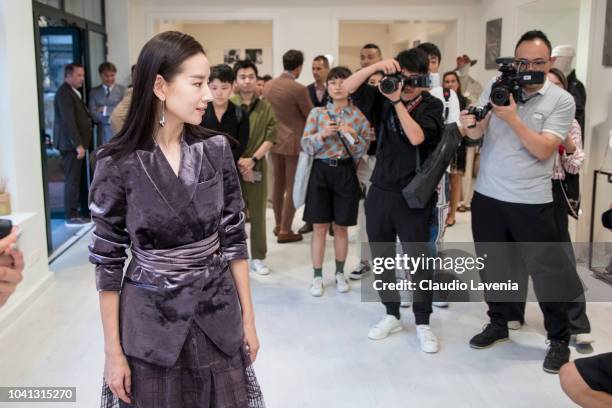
[391, 99, 402, 105]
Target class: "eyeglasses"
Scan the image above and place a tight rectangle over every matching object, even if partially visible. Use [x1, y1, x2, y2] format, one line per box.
[513, 58, 548, 71]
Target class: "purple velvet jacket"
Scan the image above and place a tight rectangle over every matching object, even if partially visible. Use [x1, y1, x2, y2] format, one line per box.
[88, 133, 249, 367]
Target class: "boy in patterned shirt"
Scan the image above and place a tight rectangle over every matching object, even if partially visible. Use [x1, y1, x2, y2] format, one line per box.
[300, 66, 371, 297]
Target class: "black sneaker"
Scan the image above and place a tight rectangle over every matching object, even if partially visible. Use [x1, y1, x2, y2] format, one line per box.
[543, 340, 570, 374]
[469, 324, 509, 349]
[349, 261, 371, 280]
[298, 223, 313, 234]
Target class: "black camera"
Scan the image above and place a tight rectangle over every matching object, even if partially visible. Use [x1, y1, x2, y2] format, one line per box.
[379, 73, 430, 95]
[466, 57, 545, 128]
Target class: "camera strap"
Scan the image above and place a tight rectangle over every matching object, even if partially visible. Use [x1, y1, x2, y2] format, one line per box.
[379, 96, 424, 165]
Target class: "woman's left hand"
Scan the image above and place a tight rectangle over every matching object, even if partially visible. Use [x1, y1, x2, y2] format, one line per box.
[243, 318, 260, 363]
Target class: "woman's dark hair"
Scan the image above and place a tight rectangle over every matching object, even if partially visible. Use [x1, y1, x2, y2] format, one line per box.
[326, 66, 352, 82]
[210, 64, 235, 84]
[442, 71, 463, 96]
[233, 59, 259, 77]
[99, 31, 214, 160]
[548, 67, 568, 90]
[395, 48, 429, 75]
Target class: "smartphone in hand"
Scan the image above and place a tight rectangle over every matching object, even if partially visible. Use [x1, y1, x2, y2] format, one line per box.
[0, 219, 12, 239]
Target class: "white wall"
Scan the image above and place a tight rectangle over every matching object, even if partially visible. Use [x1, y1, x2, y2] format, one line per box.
[576, 0, 612, 245]
[108, 3, 477, 85]
[339, 22, 392, 71]
[106, 0, 131, 85]
[0, 0, 53, 329]
[105, 0, 610, 243]
[337, 21, 457, 73]
[178, 22, 274, 77]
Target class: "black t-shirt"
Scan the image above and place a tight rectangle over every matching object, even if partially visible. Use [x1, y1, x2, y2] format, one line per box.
[201, 101, 250, 161]
[352, 83, 444, 192]
[351, 83, 382, 155]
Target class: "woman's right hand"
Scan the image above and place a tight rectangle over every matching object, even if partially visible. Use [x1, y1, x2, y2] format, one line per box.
[321, 123, 340, 139]
[104, 350, 132, 404]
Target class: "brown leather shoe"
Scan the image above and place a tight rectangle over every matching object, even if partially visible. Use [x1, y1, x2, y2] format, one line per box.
[277, 231, 303, 243]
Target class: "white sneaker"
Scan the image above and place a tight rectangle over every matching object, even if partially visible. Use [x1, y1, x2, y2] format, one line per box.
[400, 301, 412, 308]
[335, 273, 350, 293]
[507, 320, 523, 330]
[368, 315, 402, 340]
[310, 277, 324, 297]
[575, 333, 594, 345]
[432, 302, 449, 308]
[416, 325, 439, 353]
[250, 259, 270, 275]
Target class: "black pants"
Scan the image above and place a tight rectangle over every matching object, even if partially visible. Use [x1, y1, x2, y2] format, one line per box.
[61, 150, 84, 219]
[366, 185, 433, 325]
[471, 191, 580, 341]
[507, 180, 591, 334]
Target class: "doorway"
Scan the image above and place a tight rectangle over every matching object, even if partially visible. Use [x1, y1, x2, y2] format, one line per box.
[33, 1, 107, 258]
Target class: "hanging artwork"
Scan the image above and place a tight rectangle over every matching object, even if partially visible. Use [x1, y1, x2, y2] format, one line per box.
[245, 48, 263, 65]
[485, 18, 502, 70]
[223, 48, 244, 64]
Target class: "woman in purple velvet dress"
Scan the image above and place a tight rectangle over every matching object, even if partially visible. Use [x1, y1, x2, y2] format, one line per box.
[89, 31, 264, 408]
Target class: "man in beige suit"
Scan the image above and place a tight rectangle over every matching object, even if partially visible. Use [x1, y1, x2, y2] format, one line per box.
[263, 50, 313, 243]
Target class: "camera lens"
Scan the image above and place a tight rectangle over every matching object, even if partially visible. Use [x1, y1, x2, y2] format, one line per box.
[490, 86, 510, 106]
[380, 75, 401, 95]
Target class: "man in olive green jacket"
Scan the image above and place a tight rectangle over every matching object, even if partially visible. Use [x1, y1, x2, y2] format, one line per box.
[231, 60, 277, 276]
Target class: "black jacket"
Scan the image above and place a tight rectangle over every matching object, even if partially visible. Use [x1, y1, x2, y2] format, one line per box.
[201, 101, 250, 161]
[307, 82, 328, 107]
[567, 70, 586, 135]
[89, 133, 248, 366]
[53, 82, 93, 151]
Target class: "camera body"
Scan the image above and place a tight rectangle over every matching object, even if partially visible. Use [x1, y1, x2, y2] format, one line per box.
[379, 73, 430, 95]
[467, 57, 545, 127]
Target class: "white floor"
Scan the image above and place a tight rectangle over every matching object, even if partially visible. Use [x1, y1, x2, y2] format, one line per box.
[1, 209, 610, 408]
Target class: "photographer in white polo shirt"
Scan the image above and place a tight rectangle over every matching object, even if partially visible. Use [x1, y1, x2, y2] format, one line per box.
[460, 30, 580, 374]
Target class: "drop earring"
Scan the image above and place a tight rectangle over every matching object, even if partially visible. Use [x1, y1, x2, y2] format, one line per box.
[159, 100, 166, 127]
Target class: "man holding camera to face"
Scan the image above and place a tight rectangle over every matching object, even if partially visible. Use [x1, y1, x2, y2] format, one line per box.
[343, 48, 444, 353]
[460, 31, 581, 374]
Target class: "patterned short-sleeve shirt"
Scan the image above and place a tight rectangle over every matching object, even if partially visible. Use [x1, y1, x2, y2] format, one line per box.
[300, 101, 372, 160]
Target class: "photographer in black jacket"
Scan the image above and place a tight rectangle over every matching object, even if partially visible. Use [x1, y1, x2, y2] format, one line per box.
[343, 48, 444, 353]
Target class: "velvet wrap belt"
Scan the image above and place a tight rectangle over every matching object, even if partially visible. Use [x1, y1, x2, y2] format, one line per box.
[125, 232, 223, 290]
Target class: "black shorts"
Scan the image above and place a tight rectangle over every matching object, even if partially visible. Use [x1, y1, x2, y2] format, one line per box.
[575, 352, 612, 394]
[303, 159, 360, 226]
